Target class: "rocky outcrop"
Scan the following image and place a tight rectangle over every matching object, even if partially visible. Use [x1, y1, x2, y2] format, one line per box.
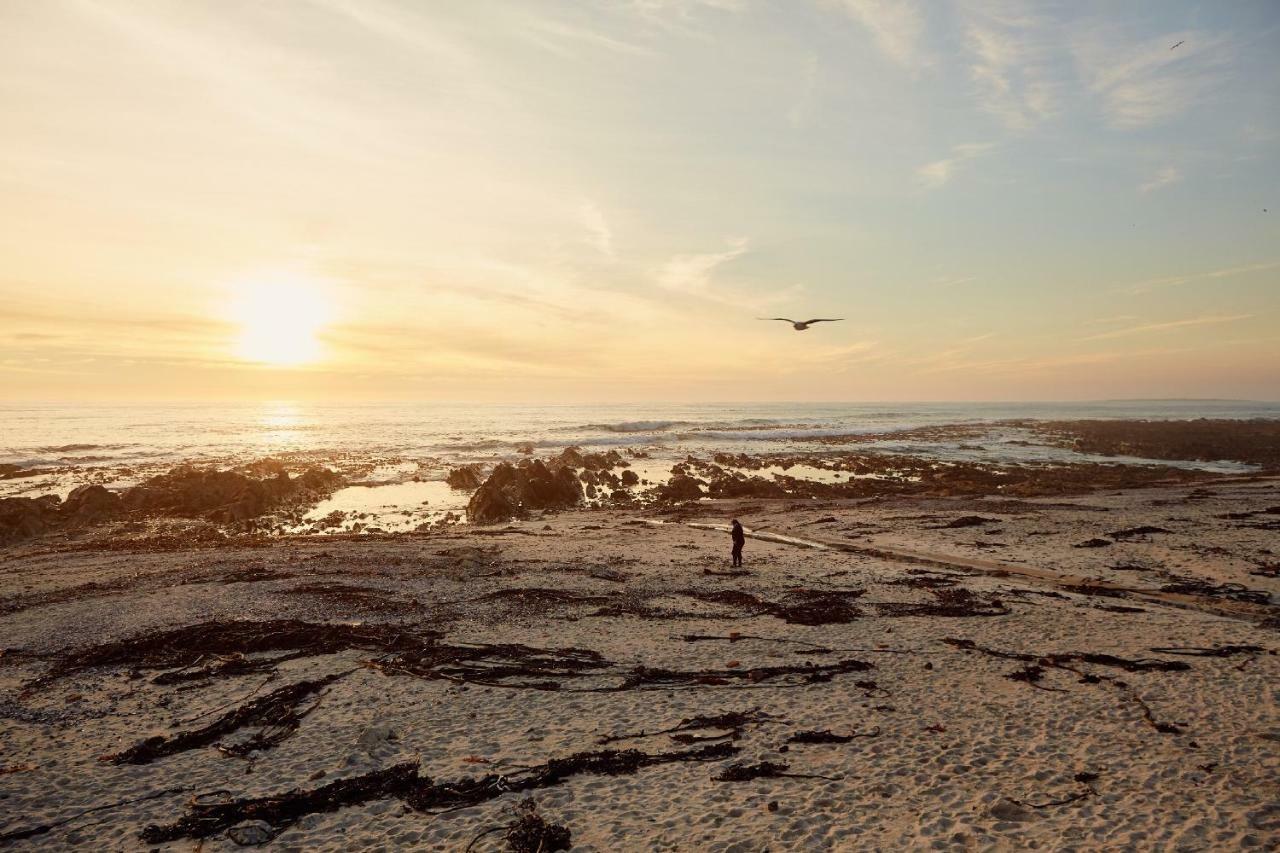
[0, 495, 63, 545]
[0, 485, 125, 545]
[466, 460, 584, 524]
[61, 484, 122, 526]
[654, 473, 705, 503]
[445, 464, 484, 490]
[122, 464, 342, 524]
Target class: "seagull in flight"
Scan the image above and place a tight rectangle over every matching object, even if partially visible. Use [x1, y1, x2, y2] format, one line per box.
[1170, 40, 1184, 50]
[760, 317, 845, 331]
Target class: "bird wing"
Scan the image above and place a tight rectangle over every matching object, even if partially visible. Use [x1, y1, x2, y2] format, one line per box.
[760, 318, 797, 323]
[802, 318, 845, 325]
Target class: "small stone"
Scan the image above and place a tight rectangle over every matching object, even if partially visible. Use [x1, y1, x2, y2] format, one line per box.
[767, 801, 779, 812]
[989, 799, 1035, 823]
[227, 821, 275, 846]
[358, 723, 398, 755]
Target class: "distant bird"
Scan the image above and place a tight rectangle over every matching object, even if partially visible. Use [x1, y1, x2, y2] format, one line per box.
[1170, 40, 1184, 50]
[760, 317, 845, 331]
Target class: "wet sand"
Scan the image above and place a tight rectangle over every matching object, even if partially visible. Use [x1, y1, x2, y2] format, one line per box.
[1, 478, 1278, 851]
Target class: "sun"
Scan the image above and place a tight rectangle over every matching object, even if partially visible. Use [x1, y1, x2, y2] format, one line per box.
[230, 272, 333, 366]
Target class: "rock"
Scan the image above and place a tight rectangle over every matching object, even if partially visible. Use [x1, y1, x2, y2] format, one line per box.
[122, 463, 341, 523]
[942, 515, 997, 529]
[227, 821, 275, 846]
[516, 442, 535, 455]
[554, 447, 585, 468]
[988, 799, 1035, 822]
[1073, 538, 1112, 548]
[445, 465, 484, 490]
[0, 495, 62, 545]
[61, 484, 121, 525]
[620, 470, 640, 487]
[466, 460, 584, 524]
[654, 473, 705, 503]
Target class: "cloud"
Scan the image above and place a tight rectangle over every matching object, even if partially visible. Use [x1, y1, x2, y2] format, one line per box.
[832, 0, 926, 68]
[1079, 314, 1253, 342]
[1072, 29, 1231, 129]
[960, 1, 1058, 130]
[655, 238, 804, 310]
[1120, 260, 1280, 295]
[657, 237, 750, 297]
[579, 201, 615, 258]
[1138, 166, 1181, 194]
[916, 143, 993, 189]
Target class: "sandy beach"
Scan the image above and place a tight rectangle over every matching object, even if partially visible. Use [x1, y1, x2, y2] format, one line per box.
[2, 438, 1277, 851]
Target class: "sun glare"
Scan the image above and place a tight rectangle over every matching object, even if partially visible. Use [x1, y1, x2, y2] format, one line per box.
[230, 273, 332, 366]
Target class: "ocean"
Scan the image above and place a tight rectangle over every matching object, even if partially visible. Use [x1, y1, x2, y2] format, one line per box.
[3, 400, 1277, 530]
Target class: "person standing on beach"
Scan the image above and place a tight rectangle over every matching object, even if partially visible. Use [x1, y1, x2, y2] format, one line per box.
[730, 519, 745, 568]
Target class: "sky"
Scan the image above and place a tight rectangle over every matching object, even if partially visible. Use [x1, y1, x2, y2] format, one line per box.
[1, 0, 1278, 403]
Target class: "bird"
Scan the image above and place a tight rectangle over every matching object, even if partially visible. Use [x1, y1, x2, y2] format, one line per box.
[760, 317, 845, 331]
[1170, 40, 1184, 50]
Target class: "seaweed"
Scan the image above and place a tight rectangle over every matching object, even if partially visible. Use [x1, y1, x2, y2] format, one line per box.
[714, 761, 839, 782]
[104, 672, 350, 764]
[614, 657, 874, 691]
[785, 727, 880, 744]
[874, 588, 1009, 618]
[141, 744, 738, 843]
[598, 709, 772, 745]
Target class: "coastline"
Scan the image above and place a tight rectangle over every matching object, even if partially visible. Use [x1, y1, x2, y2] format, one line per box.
[1, 427, 1277, 848]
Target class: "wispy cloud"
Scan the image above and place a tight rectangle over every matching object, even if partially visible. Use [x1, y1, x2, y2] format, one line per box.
[1072, 29, 1231, 129]
[655, 238, 804, 310]
[960, 1, 1058, 130]
[1079, 314, 1253, 341]
[1138, 165, 1181, 194]
[832, 0, 926, 68]
[579, 201, 615, 258]
[1121, 260, 1280, 295]
[657, 237, 750, 297]
[916, 143, 993, 189]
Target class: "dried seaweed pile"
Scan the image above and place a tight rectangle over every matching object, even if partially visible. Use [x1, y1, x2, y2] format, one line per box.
[785, 727, 880, 745]
[36, 619, 434, 686]
[106, 672, 349, 764]
[874, 588, 1009, 618]
[943, 638, 1191, 733]
[598, 708, 773, 745]
[614, 657, 874, 691]
[140, 743, 738, 843]
[285, 582, 423, 614]
[370, 641, 611, 691]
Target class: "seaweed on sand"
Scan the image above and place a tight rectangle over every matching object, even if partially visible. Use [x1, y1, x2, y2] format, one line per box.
[104, 672, 350, 765]
[598, 708, 773, 745]
[36, 620, 435, 685]
[943, 638, 1189, 733]
[714, 761, 839, 782]
[613, 657, 874, 691]
[874, 588, 1009, 618]
[785, 727, 880, 744]
[140, 743, 738, 843]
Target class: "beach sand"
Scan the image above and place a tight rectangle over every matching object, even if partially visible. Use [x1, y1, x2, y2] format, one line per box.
[1, 479, 1277, 850]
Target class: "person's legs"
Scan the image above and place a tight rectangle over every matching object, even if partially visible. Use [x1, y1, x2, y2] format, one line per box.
[732, 545, 742, 567]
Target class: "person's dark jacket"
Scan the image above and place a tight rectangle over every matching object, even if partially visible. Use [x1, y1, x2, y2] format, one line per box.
[731, 522, 745, 546]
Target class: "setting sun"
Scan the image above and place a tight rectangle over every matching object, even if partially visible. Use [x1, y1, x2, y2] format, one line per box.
[230, 273, 332, 367]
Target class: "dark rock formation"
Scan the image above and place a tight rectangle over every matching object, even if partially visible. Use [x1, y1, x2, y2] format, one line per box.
[466, 460, 584, 524]
[445, 465, 484, 490]
[61, 484, 122, 526]
[123, 464, 342, 524]
[654, 473, 705, 503]
[0, 495, 62, 545]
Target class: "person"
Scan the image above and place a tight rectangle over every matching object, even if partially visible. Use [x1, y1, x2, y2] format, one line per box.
[730, 518, 745, 568]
